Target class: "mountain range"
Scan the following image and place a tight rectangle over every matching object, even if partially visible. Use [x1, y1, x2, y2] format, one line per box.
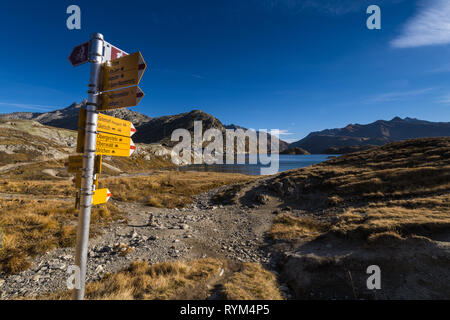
[1, 103, 449, 154]
[290, 116, 450, 153]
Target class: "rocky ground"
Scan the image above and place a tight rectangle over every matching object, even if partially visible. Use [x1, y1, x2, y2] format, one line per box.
[0, 183, 289, 299]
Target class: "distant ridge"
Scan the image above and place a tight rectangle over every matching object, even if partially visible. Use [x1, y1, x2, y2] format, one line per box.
[289, 117, 450, 153]
[0, 101, 152, 131]
[0, 104, 288, 152]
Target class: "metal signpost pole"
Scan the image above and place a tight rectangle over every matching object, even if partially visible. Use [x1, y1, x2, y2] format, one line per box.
[73, 32, 104, 300]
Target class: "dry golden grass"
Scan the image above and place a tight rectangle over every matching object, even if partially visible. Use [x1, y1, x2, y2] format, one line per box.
[0, 199, 124, 274]
[331, 199, 450, 239]
[269, 214, 330, 241]
[42, 259, 284, 300]
[102, 171, 256, 208]
[0, 179, 73, 197]
[1, 159, 70, 180]
[223, 262, 283, 300]
[270, 193, 450, 244]
[104, 154, 176, 173]
[266, 138, 450, 243]
[46, 258, 224, 300]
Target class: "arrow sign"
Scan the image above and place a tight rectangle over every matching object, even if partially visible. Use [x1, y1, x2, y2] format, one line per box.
[66, 155, 102, 174]
[98, 86, 144, 111]
[103, 42, 128, 61]
[102, 51, 146, 91]
[69, 42, 90, 66]
[92, 188, 112, 205]
[96, 132, 136, 157]
[98, 113, 136, 137]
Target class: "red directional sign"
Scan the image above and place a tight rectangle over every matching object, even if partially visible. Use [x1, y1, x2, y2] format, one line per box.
[104, 42, 128, 62]
[69, 42, 90, 66]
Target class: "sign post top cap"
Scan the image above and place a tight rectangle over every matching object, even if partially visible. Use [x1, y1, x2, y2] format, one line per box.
[91, 33, 104, 40]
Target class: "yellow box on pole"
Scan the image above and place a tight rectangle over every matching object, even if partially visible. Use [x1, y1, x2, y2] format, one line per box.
[102, 52, 146, 91]
[67, 155, 102, 174]
[95, 132, 136, 157]
[97, 113, 136, 137]
[92, 188, 111, 205]
[99, 86, 144, 111]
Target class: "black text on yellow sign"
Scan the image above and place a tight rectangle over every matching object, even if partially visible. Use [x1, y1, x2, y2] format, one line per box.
[96, 132, 136, 157]
[97, 113, 136, 137]
[99, 86, 144, 111]
[67, 154, 102, 174]
[102, 51, 146, 91]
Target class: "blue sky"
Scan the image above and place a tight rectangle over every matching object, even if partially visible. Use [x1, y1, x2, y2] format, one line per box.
[0, 0, 449, 142]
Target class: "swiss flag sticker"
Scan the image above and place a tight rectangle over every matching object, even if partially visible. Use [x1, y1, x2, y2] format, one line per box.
[111, 46, 127, 60]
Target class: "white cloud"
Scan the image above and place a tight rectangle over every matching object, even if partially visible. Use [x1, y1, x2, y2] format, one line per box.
[367, 88, 435, 103]
[261, 129, 295, 137]
[436, 94, 450, 104]
[391, 0, 450, 48]
[260, 0, 405, 16]
[0, 102, 55, 112]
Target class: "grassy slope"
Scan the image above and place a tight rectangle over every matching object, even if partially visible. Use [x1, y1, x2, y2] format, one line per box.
[267, 137, 450, 242]
[43, 259, 282, 300]
[259, 137, 450, 299]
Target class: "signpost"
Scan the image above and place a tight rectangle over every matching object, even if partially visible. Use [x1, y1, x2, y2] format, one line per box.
[99, 86, 144, 111]
[67, 155, 102, 174]
[102, 51, 146, 91]
[69, 33, 146, 300]
[97, 113, 136, 137]
[92, 188, 112, 205]
[103, 41, 128, 61]
[96, 132, 136, 157]
[68, 42, 89, 66]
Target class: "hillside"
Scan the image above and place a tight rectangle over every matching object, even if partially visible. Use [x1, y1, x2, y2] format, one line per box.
[0, 119, 177, 180]
[289, 117, 450, 154]
[133, 110, 289, 152]
[0, 105, 288, 153]
[0, 102, 152, 131]
[214, 137, 450, 299]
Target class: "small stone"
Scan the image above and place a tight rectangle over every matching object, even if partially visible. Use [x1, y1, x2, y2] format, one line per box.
[181, 224, 189, 230]
[131, 231, 139, 239]
[95, 265, 104, 274]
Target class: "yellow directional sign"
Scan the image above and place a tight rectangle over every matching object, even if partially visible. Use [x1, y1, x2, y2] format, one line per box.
[103, 51, 146, 91]
[67, 155, 83, 173]
[99, 86, 144, 111]
[98, 113, 136, 137]
[92, 188, 111, 205]
[96, 132, 136, 157]
[67, 155, 102, 174]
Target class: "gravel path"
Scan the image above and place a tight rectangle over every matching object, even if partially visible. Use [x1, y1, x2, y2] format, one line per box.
[0, 184, 279, 299]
